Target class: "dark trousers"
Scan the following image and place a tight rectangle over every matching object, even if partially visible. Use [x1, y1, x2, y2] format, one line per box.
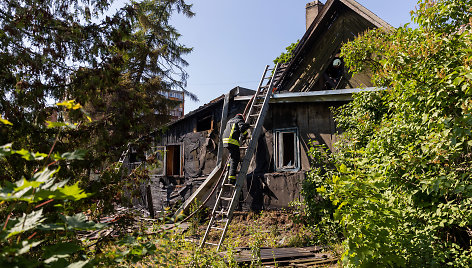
[225, 144, 240, 178]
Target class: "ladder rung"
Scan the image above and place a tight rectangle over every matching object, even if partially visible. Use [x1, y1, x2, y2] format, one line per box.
[220, 197, 232, 201]
[223, 183, 235, 188]
[250, 114, 259, 117]
[215, 210, 228, 215]
[253, 104, 263, 107]
[240, 146, 248, 149]
[211, 226, 225, 231]
[205, 242, 218, 246]
[216, 219, 228, 223]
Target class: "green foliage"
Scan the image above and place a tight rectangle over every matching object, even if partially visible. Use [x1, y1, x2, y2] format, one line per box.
[299, 143, 343, 247]
[94, 228, 228, 267]
[249, 226, 264, 267]
[0, 0, 204, 265]
[0, 153, 100, 267]
[187, 199, 208, 236]
[303, 0, 472, 267]
[273, 40, 300, 65]
[0, 0, 195, 182]
[413, 0, 472, 33]
[0, 109, 102, 267]
[0, 1, 198, 263]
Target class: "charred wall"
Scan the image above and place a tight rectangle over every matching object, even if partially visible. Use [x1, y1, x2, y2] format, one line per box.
[145, 99, 250, 215]
[257, 101, 345, 172]
[145, 97, 347, 214]
[241, 172, 305, 211]
[241, 101, 345, 210]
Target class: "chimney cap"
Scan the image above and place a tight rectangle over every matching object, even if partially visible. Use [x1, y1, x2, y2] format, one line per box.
[306, 0, 321, 8]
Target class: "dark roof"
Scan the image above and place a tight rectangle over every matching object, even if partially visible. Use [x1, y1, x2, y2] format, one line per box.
[166, 86, 255, 126]
[274, 0, 391, 91]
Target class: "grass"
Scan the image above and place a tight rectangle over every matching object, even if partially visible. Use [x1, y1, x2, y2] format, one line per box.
[85, 209, 337, 267]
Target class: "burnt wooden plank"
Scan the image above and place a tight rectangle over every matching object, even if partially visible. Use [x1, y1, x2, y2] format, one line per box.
[290, 257, 338, 267]
[260, 257, 337, 267]
[230, 246, 324, 263]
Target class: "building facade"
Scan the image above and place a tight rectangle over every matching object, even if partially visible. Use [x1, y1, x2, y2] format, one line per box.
[129, 0, 390, 216]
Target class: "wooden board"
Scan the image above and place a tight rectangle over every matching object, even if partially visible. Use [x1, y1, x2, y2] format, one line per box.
[227, 246, 326, 263]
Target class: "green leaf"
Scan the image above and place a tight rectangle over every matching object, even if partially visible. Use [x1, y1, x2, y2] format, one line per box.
[59, 150, 87, 160]
[46, 121, 77, 129]
[33, 168, 59, 183]
[453, 77, 464, 86]
[0, 143, 13, 158]
[0, 116, 12, 125]
[56, 183, 91, 201]
[17, 240, 43, 255]
[5, 209, 44, 239]
[37, 223, 65, 231]
[61, 213, 106, 230]
[44, 254, 70, 264]
[11, 148, 47, 161]
[14, 149, 36, 161]
[339, 164, 348, 173]
[56, 100, 82, 110]
[43, 242, 81, 261]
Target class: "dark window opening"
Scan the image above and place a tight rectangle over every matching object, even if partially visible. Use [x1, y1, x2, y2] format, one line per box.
[197, 115, 213, 132]
[282, 132, 295, 166]
[274, 128, 299, 171]
[323, 56, 344, 90]
[166, 145, 182, 176]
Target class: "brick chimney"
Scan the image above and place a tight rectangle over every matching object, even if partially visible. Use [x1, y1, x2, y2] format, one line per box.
[306, 1, 324, 30]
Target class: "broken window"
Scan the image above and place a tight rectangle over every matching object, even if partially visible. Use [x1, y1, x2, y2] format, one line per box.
[165, 144, 183, 176]
[274, 128, 300, 171]
[196, 115, 213, 132]
[323, 55, 344, 90]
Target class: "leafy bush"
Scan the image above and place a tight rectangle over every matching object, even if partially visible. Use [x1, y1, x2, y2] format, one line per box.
[303, 0, 472, 266]
[273, 40, 300, 65]
[1, 106, 225, 267]
[0, 118, 103, 267]
[300, 142, 343, 247]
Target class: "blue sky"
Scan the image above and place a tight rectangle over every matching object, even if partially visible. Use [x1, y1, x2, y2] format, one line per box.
[111, 0, 419, 114]
[169, 0, 418, 114]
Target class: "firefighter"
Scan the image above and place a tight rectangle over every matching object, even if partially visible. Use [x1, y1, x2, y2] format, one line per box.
[222, 113, 249, 184]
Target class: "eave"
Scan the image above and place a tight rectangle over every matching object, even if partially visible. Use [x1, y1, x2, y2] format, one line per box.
[234, 87, 384, 103]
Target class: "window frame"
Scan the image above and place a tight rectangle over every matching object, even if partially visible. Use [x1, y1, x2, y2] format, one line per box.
[164, 143, 184, 177]
[273, 127, 300, 172]
[196, 114, 214, 132]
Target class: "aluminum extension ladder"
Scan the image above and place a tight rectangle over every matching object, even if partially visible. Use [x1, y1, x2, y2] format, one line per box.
[115, 145, 130, 171]
[200, 63, 280, 251]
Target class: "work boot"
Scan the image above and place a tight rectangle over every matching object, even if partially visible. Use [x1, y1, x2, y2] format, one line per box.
[229, 175, 236, 185]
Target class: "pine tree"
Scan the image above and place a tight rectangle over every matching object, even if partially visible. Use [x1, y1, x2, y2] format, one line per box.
[0, 0, 195, 179]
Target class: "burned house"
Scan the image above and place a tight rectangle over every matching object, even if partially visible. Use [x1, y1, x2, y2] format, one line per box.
[131, 0, 390, 216]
